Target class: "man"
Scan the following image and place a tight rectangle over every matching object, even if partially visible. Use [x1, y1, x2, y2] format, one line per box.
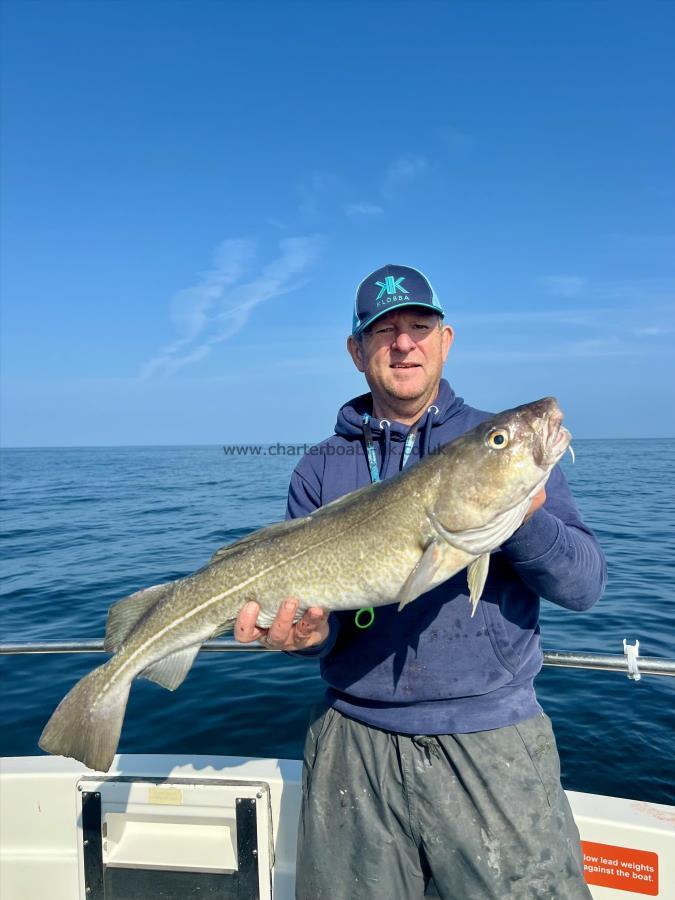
[236, 264, 606, 899]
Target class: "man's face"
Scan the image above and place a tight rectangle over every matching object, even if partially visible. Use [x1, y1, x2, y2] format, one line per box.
[347, 309, 454, 408]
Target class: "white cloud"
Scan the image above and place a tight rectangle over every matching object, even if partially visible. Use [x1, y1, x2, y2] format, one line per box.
[632, 325, 671, 336]
[456, 337, 648, 364]
[538, 275, 588, 298]
[455, 308, 600, 327]
[381, 155, 428, 198]
[266, 217, 288, 230]
[345, 202, 384, 216]
[166, 239, 254, 348]
[142, 236, 321, 378]
[298, 172, 341, 217]
[439, 127, 476, 150]
[298, 157, 428, 218]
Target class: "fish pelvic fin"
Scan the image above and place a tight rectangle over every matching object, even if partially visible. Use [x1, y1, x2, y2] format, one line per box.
[141, 644, 202, 691]
[210, 614, 239, 639]
[104, 582, 173, 652]
[38, 662, 130, 772]
[397, 541, 443, 611]
[467, 553, 490, 617]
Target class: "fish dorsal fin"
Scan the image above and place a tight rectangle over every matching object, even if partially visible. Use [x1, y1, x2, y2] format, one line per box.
[207, 483, 379, 567]
[208, 517, 311, 566]
[141, 644, 202, 691]
[466, 553, 490, 617]
[104, 583, 171, 652]
[397, 541, 443, 611]
[310, 482, 376, 516]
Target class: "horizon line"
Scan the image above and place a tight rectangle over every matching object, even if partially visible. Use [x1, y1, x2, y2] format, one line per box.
[1, 436, 672, 451]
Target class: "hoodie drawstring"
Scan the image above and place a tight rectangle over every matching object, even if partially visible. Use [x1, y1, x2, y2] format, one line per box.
[401, 426, 417, 470]
[362, 415, 380, 484]
[355, 405, 439, 629]
[380, 420, 392, 478]
[362, 414, 394, 483]
[422, 405, 439, 458]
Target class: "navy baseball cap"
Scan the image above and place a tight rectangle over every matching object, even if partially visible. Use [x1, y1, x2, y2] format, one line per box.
[352, 264, 444, 335]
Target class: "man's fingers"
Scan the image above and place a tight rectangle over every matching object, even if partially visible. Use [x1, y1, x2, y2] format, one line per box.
[237, 599, 327, 650]
[523, 488, 547, 523]
[235, 601, 264, 643]
[531, 488, 546, 514]
[295, 607, 327, 638]
[266, 598, 299, 645]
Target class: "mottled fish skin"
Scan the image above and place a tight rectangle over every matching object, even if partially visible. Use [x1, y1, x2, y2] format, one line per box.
[39, 397, 570, 772]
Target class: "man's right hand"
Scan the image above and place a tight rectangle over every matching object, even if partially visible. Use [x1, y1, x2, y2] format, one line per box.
[235, 598, 330, 651]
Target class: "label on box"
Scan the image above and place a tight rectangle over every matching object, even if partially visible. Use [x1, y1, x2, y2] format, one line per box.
[148, 786, 183, 805]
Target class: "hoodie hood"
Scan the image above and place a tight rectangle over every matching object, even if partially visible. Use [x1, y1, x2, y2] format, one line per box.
[334, 379, 466, 483]
[335, 379, 464, 441]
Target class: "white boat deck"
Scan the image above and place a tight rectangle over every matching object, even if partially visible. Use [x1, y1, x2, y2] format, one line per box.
[1, 754, 673, 899]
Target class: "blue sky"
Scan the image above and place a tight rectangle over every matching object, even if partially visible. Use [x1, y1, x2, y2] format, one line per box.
[1, 0, 673, 445]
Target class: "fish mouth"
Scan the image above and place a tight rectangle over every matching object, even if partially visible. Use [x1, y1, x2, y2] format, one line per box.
[537, 407, 571, 467]
[526, 399, 570, 467]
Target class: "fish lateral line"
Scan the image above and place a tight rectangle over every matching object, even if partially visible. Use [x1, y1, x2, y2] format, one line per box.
[105, 497, 404, 690]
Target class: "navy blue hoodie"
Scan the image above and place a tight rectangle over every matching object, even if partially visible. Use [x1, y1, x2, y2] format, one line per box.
[287, 380, 607, 734]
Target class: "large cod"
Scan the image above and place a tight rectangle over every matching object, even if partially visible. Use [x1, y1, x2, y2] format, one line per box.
[39, 397, 571, 772]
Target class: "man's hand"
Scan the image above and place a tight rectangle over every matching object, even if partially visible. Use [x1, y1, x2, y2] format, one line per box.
[235, 598, 330, 651]
[523, 487, 546, 523]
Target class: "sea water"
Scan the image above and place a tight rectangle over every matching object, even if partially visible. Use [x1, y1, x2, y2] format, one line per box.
[1, 441, 673, 803]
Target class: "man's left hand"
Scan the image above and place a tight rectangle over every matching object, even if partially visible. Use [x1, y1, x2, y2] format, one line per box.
[523, 488, 546, 523]
[235, 599, 330, 651]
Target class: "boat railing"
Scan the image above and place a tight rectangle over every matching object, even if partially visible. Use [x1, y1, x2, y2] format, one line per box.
[1, 639, 673, 679]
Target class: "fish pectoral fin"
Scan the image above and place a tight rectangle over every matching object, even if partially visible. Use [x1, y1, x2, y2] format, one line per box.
[397, 542, 443, 611]
[466, 554, 490, 618]
[141, 644, 202, 691]
[104, 583, 172, 652]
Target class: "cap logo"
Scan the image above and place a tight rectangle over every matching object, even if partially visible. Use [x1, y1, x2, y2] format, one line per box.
[375, 275, 409, 300]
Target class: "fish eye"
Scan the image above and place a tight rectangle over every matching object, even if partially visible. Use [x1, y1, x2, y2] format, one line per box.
[486, 428, 509, 450]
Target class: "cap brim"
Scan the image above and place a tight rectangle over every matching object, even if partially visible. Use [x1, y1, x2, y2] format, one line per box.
[353, 301, 445, 335]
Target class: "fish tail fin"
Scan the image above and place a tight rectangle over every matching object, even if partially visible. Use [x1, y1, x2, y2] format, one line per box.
[39, 662, 130, 772]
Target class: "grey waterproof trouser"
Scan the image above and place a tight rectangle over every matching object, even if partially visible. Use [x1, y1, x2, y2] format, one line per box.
[295, 708, 591, 900]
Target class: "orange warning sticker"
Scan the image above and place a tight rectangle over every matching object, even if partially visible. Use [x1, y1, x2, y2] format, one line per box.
[582, 841, 658, 895]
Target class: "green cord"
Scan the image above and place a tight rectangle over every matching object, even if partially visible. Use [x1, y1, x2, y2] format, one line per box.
[355, 607, 375, 629]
